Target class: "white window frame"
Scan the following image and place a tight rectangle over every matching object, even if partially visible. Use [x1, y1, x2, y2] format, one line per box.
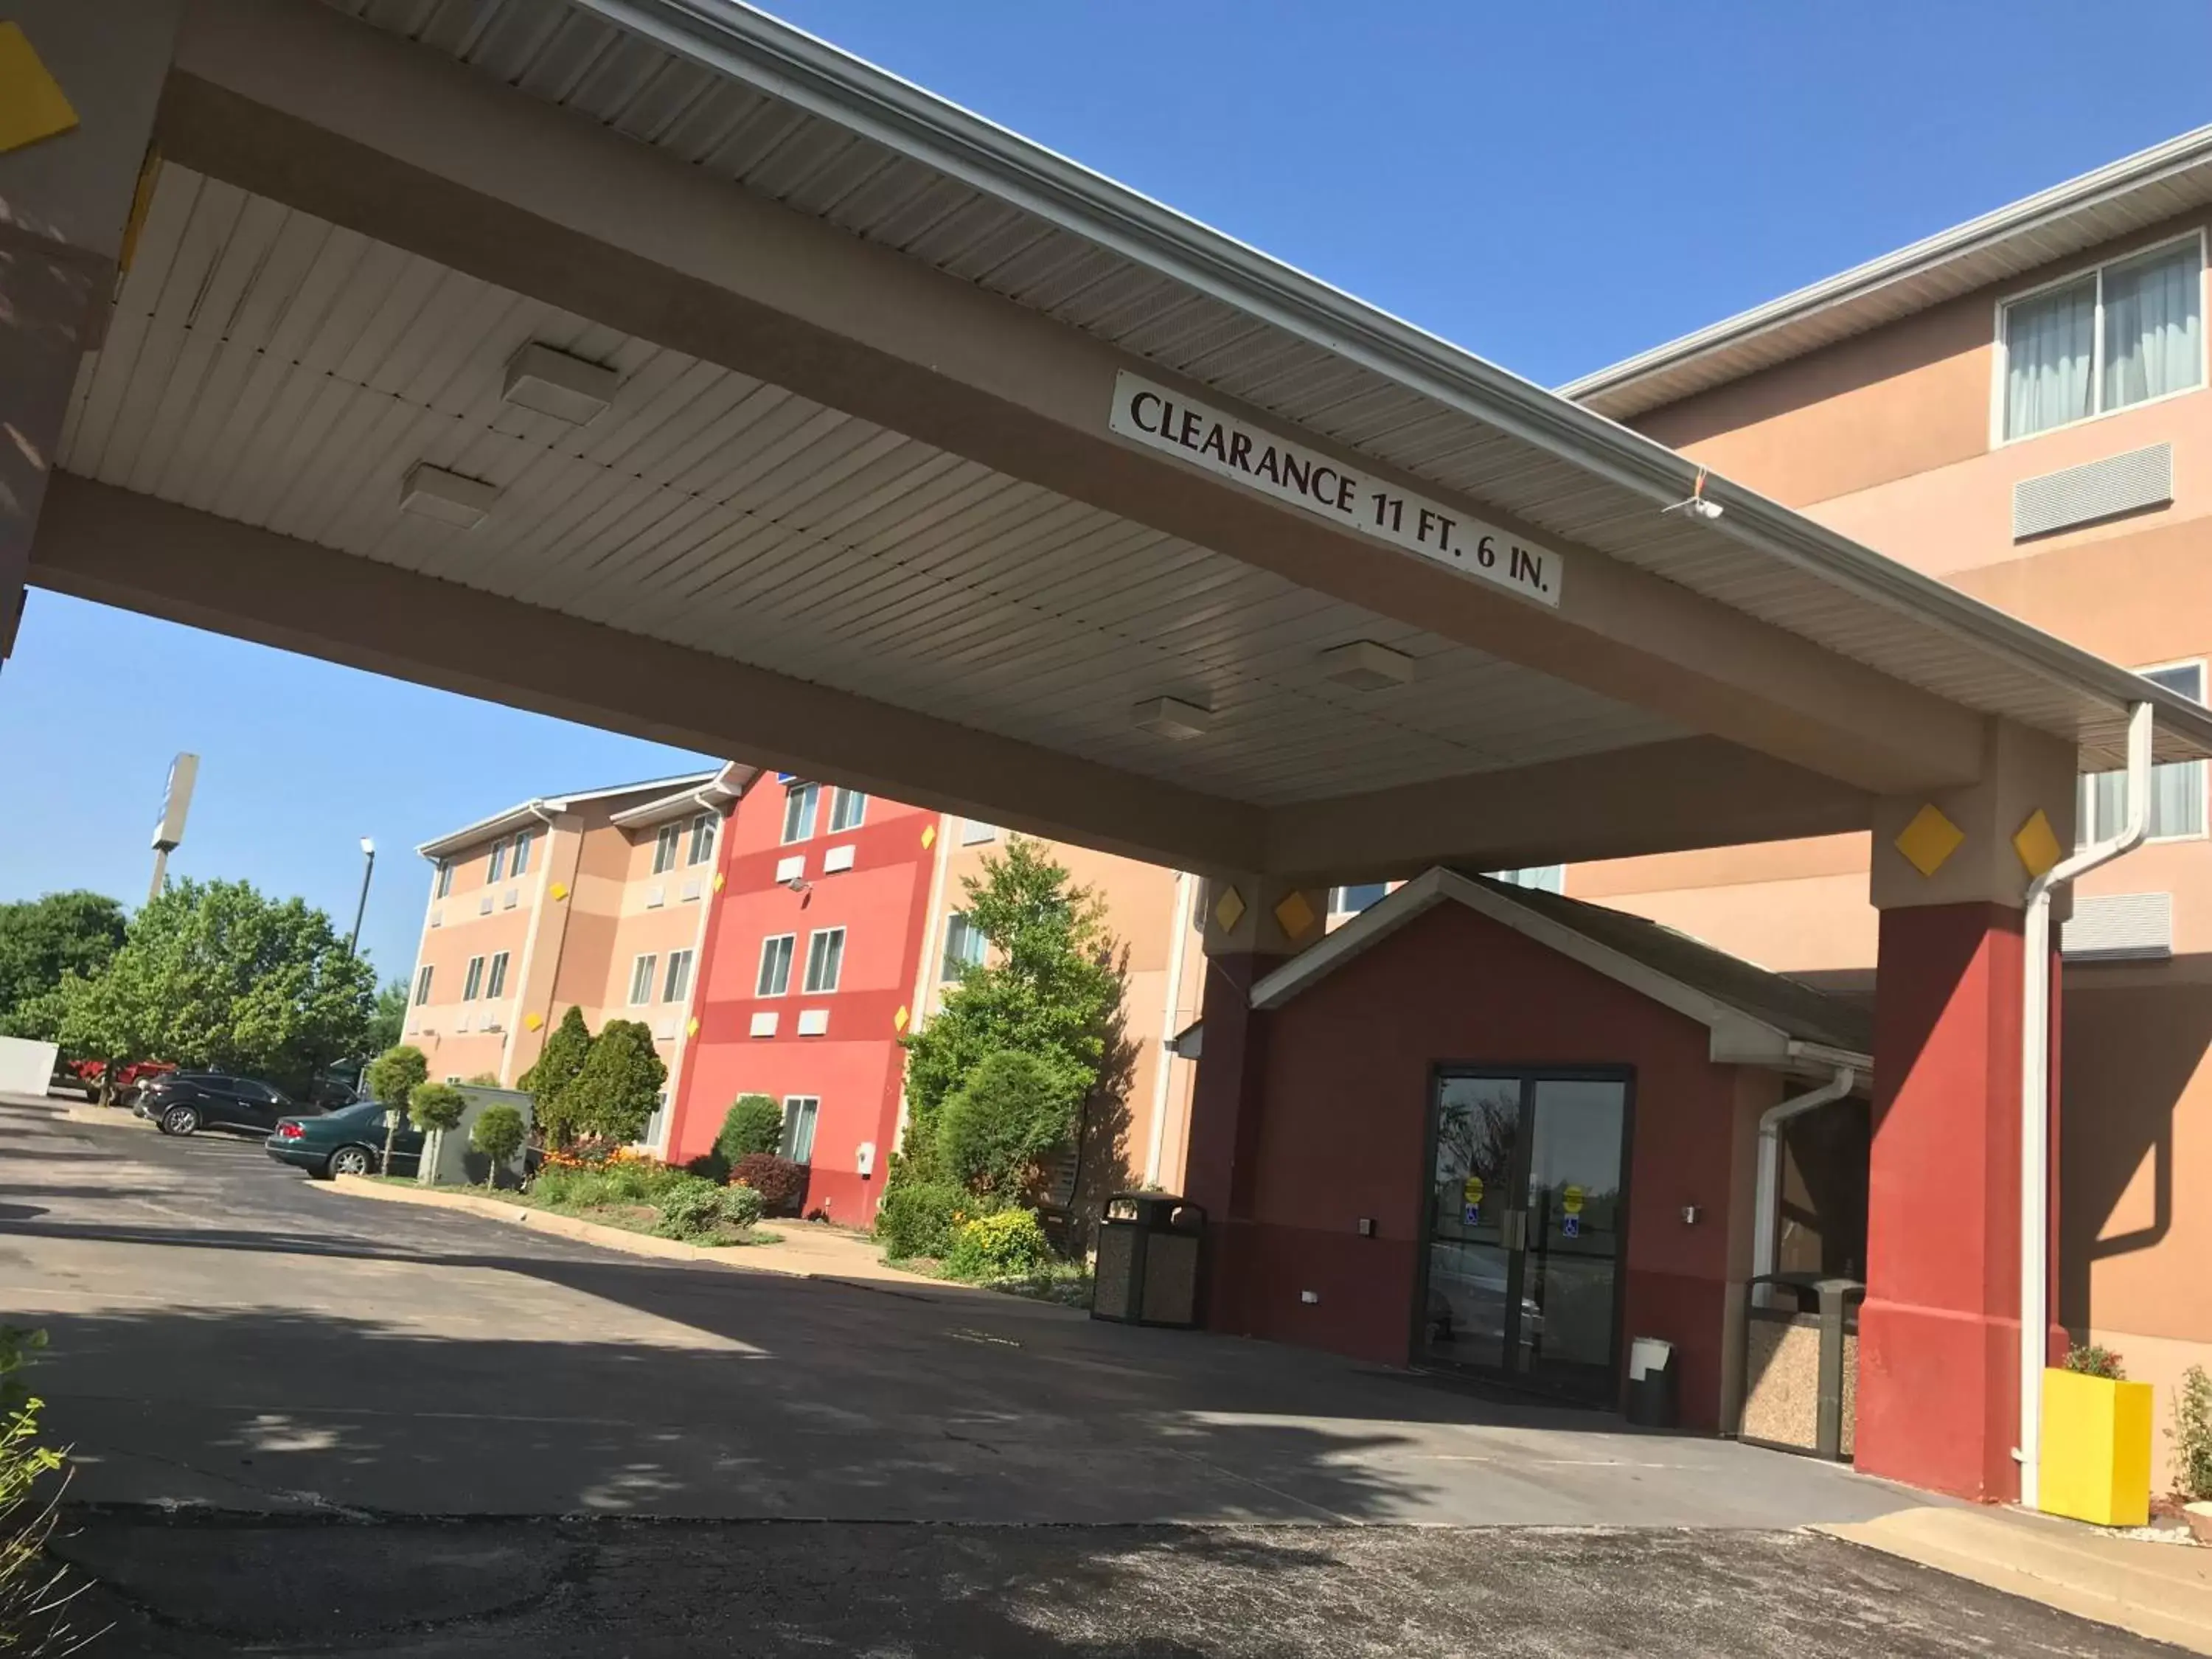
[1992, 229, 2208, 448]
[414, 964, 434, 1005]
[781, 782, 820, 844]
[803, 926, 846, 995]
[941, 911, 986, 981]
[627, 953, 658, 1006]
[510, 830, 532, 877]
[828, 787, 868, 833]
[662, 948, 695, 1004]
[462, 956, 485, 1001]
[780, 1095, 820, 1164]
[686, 811, 716, 866]
[756, 933, 795, 997]
[434, 860, 453, 899]
[2081, 657, 2208, 846]
[653, 821, 681, 874]
[485, 950, 510, 999]
[487, 838, 508, 883]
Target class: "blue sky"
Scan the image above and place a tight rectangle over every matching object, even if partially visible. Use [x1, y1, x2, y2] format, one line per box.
[4, 1, 2211, 982]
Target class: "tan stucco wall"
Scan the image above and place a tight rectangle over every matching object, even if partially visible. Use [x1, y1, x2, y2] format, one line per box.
[1586, 213, 2212, 1477]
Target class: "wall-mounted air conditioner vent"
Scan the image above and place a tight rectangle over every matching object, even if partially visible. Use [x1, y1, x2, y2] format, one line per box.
[2014, 443, 2171, 540]
[2061, 891, 2172, 962]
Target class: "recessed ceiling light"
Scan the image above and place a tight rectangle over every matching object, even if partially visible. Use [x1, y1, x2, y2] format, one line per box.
[1320, 640, 1416, 691]
[1132, 696, 1211, 740]
[502, 342, 619, 426]
[400, 463, 501, 528]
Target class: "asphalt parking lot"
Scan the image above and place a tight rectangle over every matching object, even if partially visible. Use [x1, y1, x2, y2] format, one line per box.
[0, 1093, 2182, 1655]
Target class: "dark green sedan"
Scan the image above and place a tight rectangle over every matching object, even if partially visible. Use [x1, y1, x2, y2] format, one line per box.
[264, 1100, 423, 1179]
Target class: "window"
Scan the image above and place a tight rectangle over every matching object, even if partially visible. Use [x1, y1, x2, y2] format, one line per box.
[662, 948, 695, 1004]
[653, 822, 681, 874]
[414, 964, 434, 1005]
[941, 911, 987, 981]
[961, 818, 997, 845]
[628, 953, 658, 1005]
[686, 812, 716, 866]
[2002, 237, 2203, 442]
[511, 830, 532, 877]
[462, 956, 485, 1000]
[485, 950, 510, 999]
[780, 1096, 819, 1163]
[644, 1089, 669, 1149]
[1329, 882, 1389, 916]
[434, 860, 453, 899]
[1489, 866, 1566, 894]
[828, 788, 868, 832]
[2081, 661, 2207, 843]
[781, 782, 819, 844]
[803, 927, 846, 994]
[487, 838, 507, 883]
[756, 933, 795, 996]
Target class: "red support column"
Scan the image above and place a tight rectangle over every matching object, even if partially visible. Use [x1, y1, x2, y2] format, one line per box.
[1181, 951, 1279, 1333]
[1858, 900, 2062, 1500]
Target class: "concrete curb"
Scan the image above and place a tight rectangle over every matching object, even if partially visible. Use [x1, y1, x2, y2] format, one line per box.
[1818, 1506, 2212, 1654]
[319, 1172, 1036, 1306]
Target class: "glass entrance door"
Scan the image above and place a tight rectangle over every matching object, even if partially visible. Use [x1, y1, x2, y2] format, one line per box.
[1418, 1070, 1630, 1400]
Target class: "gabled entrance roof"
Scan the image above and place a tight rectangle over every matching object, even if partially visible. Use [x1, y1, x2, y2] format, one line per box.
[1248, 869, 1873, 1075]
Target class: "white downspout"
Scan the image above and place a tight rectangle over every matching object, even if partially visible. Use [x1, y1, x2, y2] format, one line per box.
[1751, 1063, 1857, 1301]
[2019, 700, 2154, 1509]
[1144, 869, 1195, 1186]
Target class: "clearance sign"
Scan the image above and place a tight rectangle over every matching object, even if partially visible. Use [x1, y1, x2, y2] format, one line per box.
[1107, 371, 1563, 608]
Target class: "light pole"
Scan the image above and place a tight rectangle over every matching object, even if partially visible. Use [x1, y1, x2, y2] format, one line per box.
[348, 837, 376, 958]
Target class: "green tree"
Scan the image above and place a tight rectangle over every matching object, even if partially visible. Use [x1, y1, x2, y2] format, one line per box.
[524, 1006, 595, 1149]
[364, 978, 408, 1056]
[364, 1044, 428, 1177]
[409, 1081, 466, 1134]
[55, 879, 375, 1102]
[470, 1103, 526, 1190]
[717, 1094, 784, 1164]
[935, 1049, 1075, 1199]
[555, 1018, 665, 1145]
[0, 891, 127, 1039]
[894, 837, 1119, 1183]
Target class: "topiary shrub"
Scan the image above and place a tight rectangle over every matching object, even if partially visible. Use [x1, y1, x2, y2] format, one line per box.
[730, 1152, 807, 1217]
[935, 1049, 1074, 1200]
[408, 1081, 466, 1134]
[944, 1207, 1051, 1281]
[470, 1103, 526, 1189]
[684, 1151, 731, 1183]
[525, 1007, 596, 1149]
[364, 1043, 428, 1175]
[874, 1180, 973, 1261]
[554, 1018, 665, 1145]
[717, 1094, 784, 1163]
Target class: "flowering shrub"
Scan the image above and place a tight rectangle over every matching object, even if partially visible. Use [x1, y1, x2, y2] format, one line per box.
[945, 1208, 1052, 1282]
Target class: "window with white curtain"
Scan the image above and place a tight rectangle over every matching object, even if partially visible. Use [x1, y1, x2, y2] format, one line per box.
[628, 953, 658, 1005]
[780, 1096, 819, 1164]
[2003, 238, 2203, 442]
[662, 949, 695, 1004]
[804, 927, 846, 993]
[829, 788, 868, 833]
[2079, 661, 2206, 844]
[686, 812, 716, 866]
[756, 934, 795, 997]
[782, 783, 820, 844]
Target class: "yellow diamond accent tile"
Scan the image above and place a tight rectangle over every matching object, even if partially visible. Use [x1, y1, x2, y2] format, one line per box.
[1213, 885, 1247, 932]
[686, 1016, 700, 1037]
[712, 870, 726, 892]
[1273, 888, 1318, 941]
[1895, 803, 1965, 877]
[920, 824, 936, 849]
[0, 25, 78, 156]
[524, 1012, 543, 1032]
[549, 881, 570, 901]
[894, 1005, 911, 1032]
[2013, 809, 2064, 880]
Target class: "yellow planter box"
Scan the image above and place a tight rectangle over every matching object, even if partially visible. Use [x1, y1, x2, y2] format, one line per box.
[2039, 1368, 2152, 1527]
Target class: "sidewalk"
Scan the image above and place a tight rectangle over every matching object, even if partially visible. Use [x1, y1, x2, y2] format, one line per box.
[1821, 1504, 2212, 1655]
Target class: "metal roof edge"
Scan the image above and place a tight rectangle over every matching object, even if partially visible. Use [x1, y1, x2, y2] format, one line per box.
[1561, 122, 2212, 408]
[574, 2, 2205, 754]
[414, 769, 721, 858]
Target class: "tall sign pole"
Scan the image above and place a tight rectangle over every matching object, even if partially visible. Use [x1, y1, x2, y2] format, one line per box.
[150, 753, 198, 905]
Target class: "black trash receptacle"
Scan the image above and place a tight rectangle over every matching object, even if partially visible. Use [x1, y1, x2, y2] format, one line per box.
[1625, 1336, 1678, 1428]
[1091, 1193, 1205, 1328]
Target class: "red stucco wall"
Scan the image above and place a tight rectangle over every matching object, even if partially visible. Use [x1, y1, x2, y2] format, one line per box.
[1225, 901, 1748, 1427]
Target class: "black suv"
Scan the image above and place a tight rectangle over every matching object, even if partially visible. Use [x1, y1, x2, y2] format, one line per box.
[136, 1073, 324, 1138]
